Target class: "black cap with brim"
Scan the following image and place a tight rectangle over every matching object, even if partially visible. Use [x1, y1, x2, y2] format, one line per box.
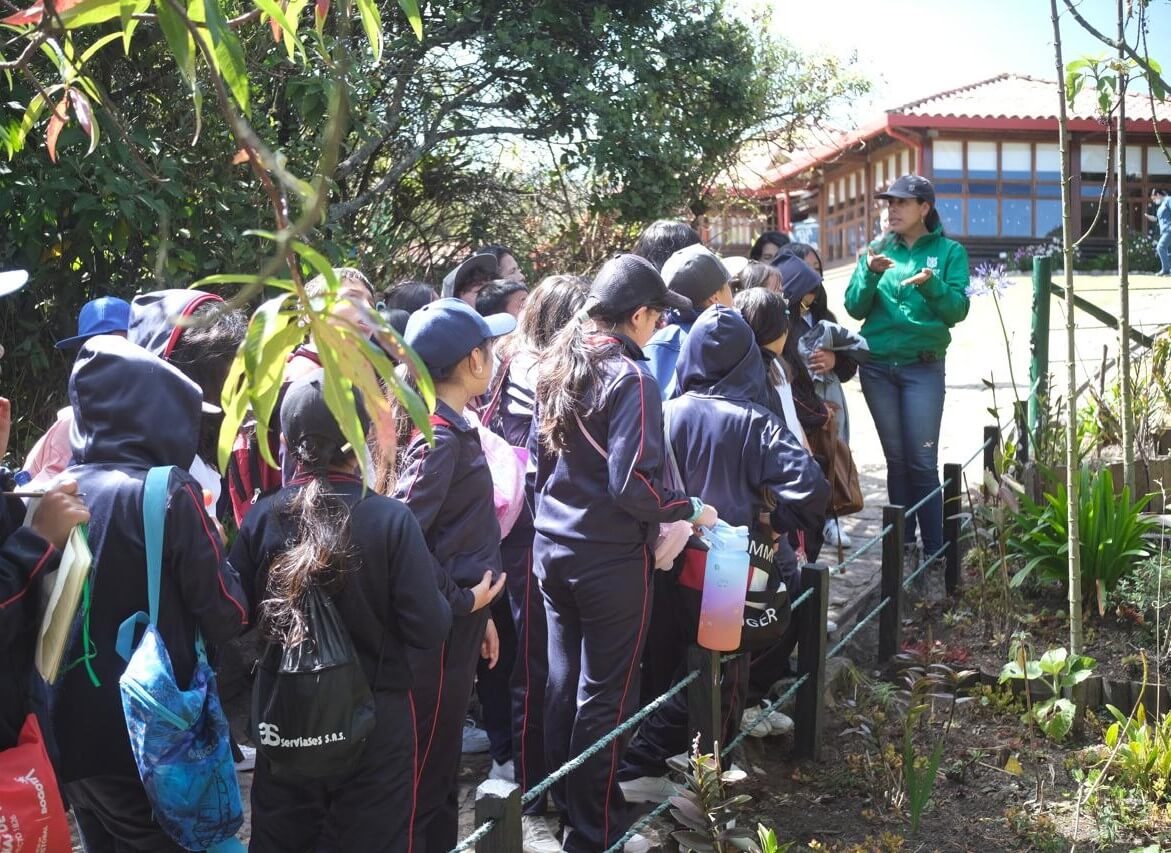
[585, 254, 692, 317]
[281, 368, 369, 463]
[0, 270, 28, 298]
[876, 174, 935, 204]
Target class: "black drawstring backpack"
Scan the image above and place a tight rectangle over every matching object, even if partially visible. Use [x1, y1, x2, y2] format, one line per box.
[251, 585, 376, 778]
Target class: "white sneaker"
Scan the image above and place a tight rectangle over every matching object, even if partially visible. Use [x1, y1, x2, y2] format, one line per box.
[823, 518, 852, 548]
[741, 706, 770, 738]
[623, 832, 651, 853]
[234, 744, 256, 772]
[462, 719, 490, 754]
[489, 759, 514, 782]
[619, 775, 678, 804]
[521, 815, 562, 853]
[764, 709, 794, 735]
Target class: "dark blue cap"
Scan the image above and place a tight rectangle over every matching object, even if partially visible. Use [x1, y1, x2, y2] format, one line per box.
[403, 297, 516, 372]
[876, 174, 935, 205]
[56, 296, 132, 349]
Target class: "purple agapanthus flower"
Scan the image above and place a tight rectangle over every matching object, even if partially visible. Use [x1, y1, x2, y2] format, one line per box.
[967, 262, 1012, 297]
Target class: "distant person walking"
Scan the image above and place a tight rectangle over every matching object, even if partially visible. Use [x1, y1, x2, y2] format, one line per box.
[845, 174, 970, 565]
[1146, 187, 1171, 275]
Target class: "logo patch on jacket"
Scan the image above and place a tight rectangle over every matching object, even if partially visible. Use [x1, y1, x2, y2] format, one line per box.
[926, 256, 939, 270]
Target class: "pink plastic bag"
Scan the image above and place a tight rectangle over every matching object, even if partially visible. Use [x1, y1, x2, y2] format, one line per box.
[464, 409, 527, 539]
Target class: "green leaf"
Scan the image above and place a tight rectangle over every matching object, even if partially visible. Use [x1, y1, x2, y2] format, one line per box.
[355, 0, 383, 60]
[397, 0, 421, 40]
[155, 0, 198, 126]
[58, 0, 124, 28]
[253, 0, 305, 60]
[216, 347, 250, 472]
[202, 0, 249, 114]
[1038, 647, 1068, 676]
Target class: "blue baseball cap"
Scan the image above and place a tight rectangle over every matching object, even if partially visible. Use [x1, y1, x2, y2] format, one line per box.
[403, 297, 516, 373]
[56, 296, 132, 349]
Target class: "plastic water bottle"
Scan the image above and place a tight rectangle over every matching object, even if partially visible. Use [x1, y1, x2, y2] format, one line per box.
[697, 520, 751, 651]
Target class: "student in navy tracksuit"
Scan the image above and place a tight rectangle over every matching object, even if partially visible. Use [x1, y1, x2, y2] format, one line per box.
[46, 336, 250, 851]
[389, 298, 514, 853]
[481, 275, 590, 851]
[531, 255, 718, 853]
[230, 371, 452, 852]
[619, 306, 829, 798]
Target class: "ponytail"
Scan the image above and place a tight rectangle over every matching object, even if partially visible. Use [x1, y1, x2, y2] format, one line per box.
[535, 307, 632, 453]
[260, 472, 354, 645]
[924, 205, 943, 235]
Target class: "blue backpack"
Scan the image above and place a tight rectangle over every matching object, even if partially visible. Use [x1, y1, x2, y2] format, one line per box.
[115, 466, 244, 852]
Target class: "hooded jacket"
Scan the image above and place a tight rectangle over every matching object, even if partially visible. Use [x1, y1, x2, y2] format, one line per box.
[229, 473, 451, 691]
[48, 336, 249, 783]
[391, 400, 501, 617]
[843, 226, 970, 364]
[666, 306, 829, 536]
[532, 334, 694, 548]
[128, 289, 224, 360]
[773, 251, 861, 385]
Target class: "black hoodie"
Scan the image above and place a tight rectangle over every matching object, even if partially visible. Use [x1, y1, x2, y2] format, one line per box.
[666, 305, 829, 537]
[48, 335, 249, 783]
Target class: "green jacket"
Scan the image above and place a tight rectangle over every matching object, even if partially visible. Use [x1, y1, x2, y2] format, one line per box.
[844, 226, 970, 365]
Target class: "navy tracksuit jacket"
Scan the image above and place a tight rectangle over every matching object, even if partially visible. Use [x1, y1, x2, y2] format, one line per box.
[230, 473, 451, 852]
[392, 400, 501, 853]
[531, 334, 694, 852]
[621, 306, 829, 780]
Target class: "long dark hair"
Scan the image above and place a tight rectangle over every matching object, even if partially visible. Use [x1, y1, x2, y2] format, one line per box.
[735, 260, 780, 292]
[260, 440, 355, 645]
[499, 275, 589, 361]
[535, 305, 638, 453]
[734, 288, 790, 386]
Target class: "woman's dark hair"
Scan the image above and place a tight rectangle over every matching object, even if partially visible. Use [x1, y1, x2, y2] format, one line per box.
[475, 244, 515, 261]
[631, 220, 701, 271]
[924, 206, 942, 233]
[167, 303, 247, 464]
[475, 280, 528, 316]
[735, 260, 781, 292]
[749, 230, 790, 261]
[785, 243, 823, 277]
[535, 304, 640, 453]
[735, 288, 790, 386]
[500, 275, 589, 359]
[384, 280, 438, 314]
[259, 439, 355, 645]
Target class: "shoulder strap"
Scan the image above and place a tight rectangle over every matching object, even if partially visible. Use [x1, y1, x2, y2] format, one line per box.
[573, 412, 608, 460]
[661, 406, 684, 493]
[409, 413, 454, 444]
[143, 466, 175, 626]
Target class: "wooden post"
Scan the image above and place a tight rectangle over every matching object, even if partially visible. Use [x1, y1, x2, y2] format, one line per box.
[943, 463, 962, 595]
[1014, 400, 1029, 466]
[474, 779, 522, 853]
[878, 505, 905, 664]
[794, 564, 829, 761]
[686, 645, 720, 756]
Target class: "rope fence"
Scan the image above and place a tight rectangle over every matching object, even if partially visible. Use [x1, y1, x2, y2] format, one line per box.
[450, 424, 1000, 852]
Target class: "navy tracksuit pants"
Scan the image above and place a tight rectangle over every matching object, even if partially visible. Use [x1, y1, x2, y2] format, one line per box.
[475, 592, 516, 766]
[408, 608, 490, 853]
[502, 540, 551, 816]
[536, 534, 653, 852]
[248, 690, 415, 853]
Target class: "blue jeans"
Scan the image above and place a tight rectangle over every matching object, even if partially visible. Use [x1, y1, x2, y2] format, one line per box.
[1157, 231, 1171, 274]
[859, 360, 946, 553]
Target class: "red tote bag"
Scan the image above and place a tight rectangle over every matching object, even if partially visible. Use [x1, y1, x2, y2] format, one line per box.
[0, 714, 71, 852]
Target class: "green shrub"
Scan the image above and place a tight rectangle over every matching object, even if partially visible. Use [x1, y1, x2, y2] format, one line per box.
[1112, 555, 1171, 644]
[1008, 467, 1157, 614]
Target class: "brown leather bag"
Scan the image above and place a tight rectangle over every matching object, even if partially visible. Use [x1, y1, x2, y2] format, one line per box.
[808, 405, 864, 517]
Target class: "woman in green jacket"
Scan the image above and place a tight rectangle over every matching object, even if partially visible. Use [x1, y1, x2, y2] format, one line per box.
[844, 174, 970, 563]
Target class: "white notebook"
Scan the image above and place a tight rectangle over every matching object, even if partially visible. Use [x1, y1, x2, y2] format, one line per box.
[36, 525, 93, 683]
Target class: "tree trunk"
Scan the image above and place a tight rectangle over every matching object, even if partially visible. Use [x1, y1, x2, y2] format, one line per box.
[1050, 0, 1083, 655]
[1116, 0, 1135, 491]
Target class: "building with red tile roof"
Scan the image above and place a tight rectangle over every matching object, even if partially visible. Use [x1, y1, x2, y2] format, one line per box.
[721, 73, 1171, 265]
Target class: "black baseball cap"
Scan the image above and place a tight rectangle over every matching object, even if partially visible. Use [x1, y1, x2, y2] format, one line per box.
[876, 174, 936, 205]
[585, 254, 692, 316]
[661, 244, 731, 305]
[281, 368, 369, 461]
[403, 297, 516, 373]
